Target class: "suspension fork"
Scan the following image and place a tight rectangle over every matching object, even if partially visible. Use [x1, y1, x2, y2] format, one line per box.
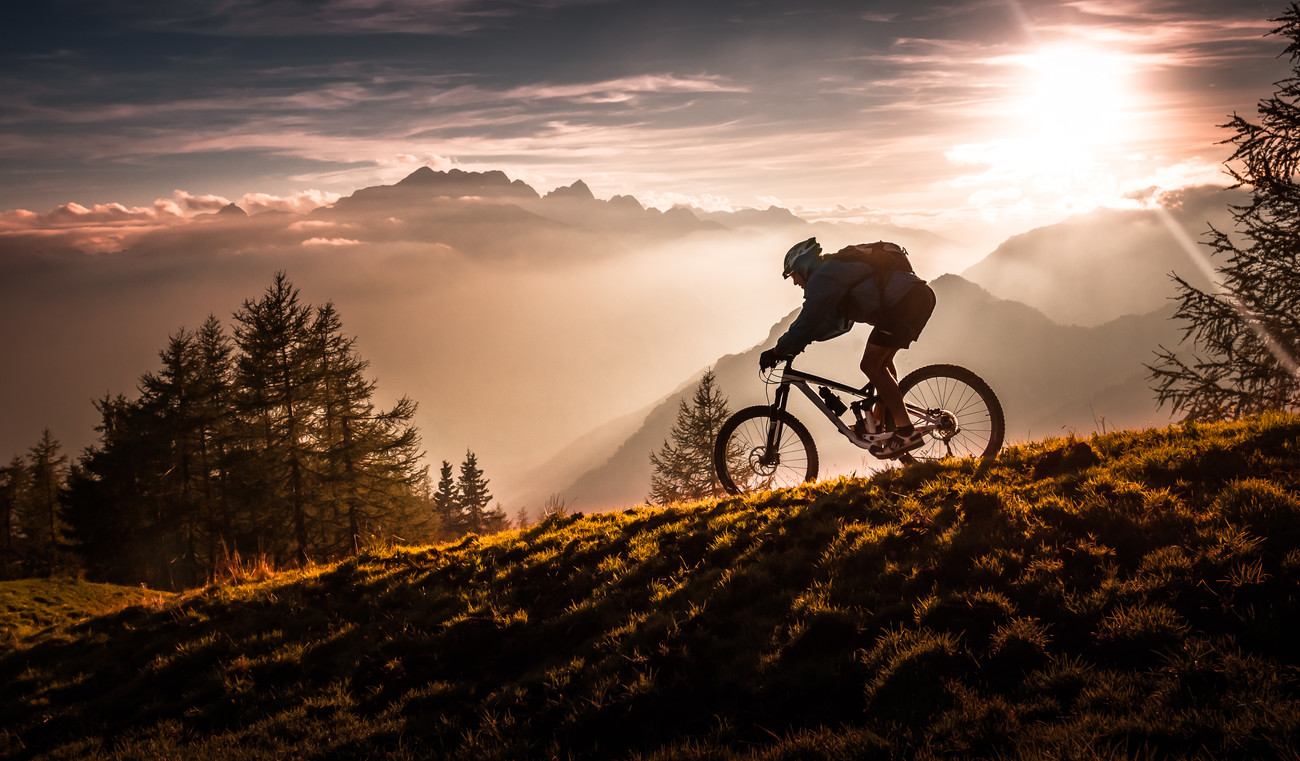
[762, 382, 792, 465]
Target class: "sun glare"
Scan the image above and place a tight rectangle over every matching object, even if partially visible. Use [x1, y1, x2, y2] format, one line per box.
[1021, 47, 1134, 151]
[946, 44, 1152, 219]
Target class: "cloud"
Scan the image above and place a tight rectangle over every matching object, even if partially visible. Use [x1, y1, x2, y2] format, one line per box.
[174, 191, 232, 214]
[74, 0, 609, 37]
[239, 190, 342, 215]
[503, 74, 748, 103]
[1, 0, 1285, 253]
[301, 237, 361, 247]
[0, 200, 186, 253]
[636, 190, 739, 213]
[794, 203, 896, 226]
[0, 189, 341, 255]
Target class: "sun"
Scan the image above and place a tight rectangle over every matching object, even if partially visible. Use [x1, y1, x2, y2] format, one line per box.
[944, 43, 1158, 219]
[1016, 46, 1137, 156]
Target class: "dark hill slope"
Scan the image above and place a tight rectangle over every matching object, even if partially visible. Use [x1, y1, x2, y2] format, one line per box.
[3, 415, 1300, 760]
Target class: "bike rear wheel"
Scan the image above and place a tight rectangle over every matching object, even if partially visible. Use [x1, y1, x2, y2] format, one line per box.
[714, 406, 818, 496]
[897, 363, 1004, 463]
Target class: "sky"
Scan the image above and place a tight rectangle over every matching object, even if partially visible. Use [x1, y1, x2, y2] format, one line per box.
[1, 0, 1287, 246]
[0, 0, 1294, 507]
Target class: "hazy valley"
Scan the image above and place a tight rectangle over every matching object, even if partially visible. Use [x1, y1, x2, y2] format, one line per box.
[0, 169, 1236, 516]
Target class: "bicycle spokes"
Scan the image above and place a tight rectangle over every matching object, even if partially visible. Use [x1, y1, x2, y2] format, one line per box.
[713, 406, 818, 495]
[900, 367, 1003, 461]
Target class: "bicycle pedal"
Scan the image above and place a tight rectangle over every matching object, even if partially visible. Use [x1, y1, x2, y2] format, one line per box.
[853, 421, 891, 440]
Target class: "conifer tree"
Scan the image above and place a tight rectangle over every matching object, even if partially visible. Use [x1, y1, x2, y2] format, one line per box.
[431, 460, 461, 537]
[23, 430, 68, 574]
[648, 369, 732, 505]
[139, 327, 207, 584]
[456, 450, 496, 535]
[64, 273, 428, 584]
[0, 455, 29, 578]
[1150, 6, 1300, 420]
[232, 272, 319, 565]
[65, 394, 156, 583]
[313, 301, 371, 553]
[312, 302, 425, 553]
[192, 314, 236, 580]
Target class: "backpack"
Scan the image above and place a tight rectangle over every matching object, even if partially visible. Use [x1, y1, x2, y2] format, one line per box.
[825, 241, 916, 301]
[825, 241, 914, 276]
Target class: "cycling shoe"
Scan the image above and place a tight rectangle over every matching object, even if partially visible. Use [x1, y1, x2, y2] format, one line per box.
[870, 430, 925, 459]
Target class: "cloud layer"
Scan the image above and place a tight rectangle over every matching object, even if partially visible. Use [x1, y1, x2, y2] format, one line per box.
[1, 0, 1286, 244]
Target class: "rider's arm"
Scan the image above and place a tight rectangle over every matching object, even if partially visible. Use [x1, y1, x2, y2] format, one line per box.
[772, 269, 854, 359]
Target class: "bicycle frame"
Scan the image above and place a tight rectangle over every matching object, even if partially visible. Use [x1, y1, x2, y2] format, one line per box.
[766, 362, 942, 453]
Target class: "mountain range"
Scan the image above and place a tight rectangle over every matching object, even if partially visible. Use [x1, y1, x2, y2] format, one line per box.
[505, 186, 1245, 513]
[960, 185, 1243, 325]
[0, 168, 1233, 518]
[515, 273, 1186, 513]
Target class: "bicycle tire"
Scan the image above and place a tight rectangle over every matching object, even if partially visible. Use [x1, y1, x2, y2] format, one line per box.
[896, 363, 1004, 464]
[714, 406, 819, 495]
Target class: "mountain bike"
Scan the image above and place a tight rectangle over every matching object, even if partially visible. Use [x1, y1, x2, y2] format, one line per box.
[713, 361, 1004, 495]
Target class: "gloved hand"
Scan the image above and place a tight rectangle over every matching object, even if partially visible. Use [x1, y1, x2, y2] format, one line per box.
[759, 349, 782, 372]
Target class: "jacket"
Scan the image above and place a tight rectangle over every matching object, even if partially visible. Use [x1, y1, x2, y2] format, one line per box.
[772, 257, 925, 359]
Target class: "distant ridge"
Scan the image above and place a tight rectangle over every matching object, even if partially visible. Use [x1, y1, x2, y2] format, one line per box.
[961, 185, 1244, 325]
[393, 166, 540, 199]
[544, 179, 597, 201]
[534, 273, 1183, 511]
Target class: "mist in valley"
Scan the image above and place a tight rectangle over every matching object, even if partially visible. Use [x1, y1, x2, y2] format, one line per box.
[0, 170, 1228, 514]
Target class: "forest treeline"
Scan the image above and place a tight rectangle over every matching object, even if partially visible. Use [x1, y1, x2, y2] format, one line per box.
[0, 273, 511, 589]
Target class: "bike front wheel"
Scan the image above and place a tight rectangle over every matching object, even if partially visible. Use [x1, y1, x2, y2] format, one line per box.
[714, 406, 818, 496]
[897, 363, 1004, 463]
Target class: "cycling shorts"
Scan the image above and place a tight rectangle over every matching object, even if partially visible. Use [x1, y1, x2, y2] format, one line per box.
[868, 282, 936, 350]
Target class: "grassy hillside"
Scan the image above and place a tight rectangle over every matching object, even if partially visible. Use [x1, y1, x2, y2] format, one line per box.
[1, 578, 169, 645]
[3, 414, 1300, 760]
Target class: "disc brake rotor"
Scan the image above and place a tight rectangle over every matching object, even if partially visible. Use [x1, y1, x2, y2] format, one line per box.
[749, 446, 778, 476]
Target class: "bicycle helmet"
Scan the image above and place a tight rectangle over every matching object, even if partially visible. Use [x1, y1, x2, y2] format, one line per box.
[782, 237, 821, 279]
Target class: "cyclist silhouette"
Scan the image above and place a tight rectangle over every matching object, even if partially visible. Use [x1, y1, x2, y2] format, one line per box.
[759, 237, 936, 458]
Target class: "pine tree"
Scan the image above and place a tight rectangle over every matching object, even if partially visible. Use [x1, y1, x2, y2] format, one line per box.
[192, 314, 237, 582]
[313, 301, 373, 554]
[23, 430, 68, 574]
[65, 394, 156, 583]
[456, 451, 494, 535]
[232, 272, 319, 565]
[311, 302, 425, 553]
[431, 460, 461, 538]
[139, 327, 207, 585]
[0, 455, 29, 578]
[65, 274, 429, 585]
[68, 321, 233, 587]
[648, 370, 732, 505]
[1150, 6, 1300, 420]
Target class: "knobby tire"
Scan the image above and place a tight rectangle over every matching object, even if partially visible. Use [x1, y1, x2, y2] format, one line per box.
[897, 363, 1004, 464]
[714, 406, 818, 496]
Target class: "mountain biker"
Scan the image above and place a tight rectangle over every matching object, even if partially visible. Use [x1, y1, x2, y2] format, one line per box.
[758, 237, 937, 458]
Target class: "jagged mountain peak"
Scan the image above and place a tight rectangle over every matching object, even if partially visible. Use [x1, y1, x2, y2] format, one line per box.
[391, 166, 540, 199]
[545, 179, 596, 201]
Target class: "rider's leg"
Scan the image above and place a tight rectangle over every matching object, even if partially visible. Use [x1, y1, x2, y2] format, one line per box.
[861, 342, 910, 430]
